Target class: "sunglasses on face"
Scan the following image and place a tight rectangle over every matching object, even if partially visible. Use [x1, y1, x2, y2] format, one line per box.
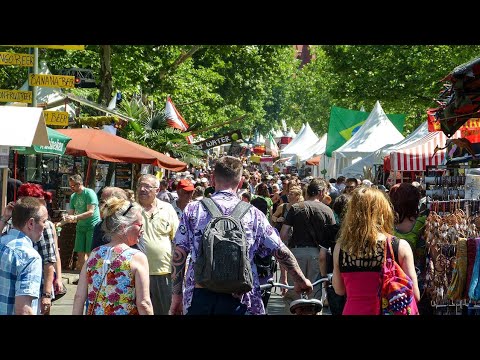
[139, 183, 158, 191]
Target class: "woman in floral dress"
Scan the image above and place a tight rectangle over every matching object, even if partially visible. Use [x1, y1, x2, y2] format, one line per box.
[72, 198, 153, 315]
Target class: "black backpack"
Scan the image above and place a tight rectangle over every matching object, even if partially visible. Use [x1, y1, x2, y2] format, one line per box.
[250, 196, 268, 215]
[194, 198, 253, 294]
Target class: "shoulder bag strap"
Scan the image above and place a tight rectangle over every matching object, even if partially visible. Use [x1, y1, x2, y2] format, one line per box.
[384, 235, 395, 262]
[87, 247, 130, 315]
[201, 197, 223, 218]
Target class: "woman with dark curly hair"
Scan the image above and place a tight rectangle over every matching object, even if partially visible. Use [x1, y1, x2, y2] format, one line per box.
[389, 182, 429, 313]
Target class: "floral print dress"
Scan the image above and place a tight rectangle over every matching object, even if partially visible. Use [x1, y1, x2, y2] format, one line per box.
[86, 244, 140, 315]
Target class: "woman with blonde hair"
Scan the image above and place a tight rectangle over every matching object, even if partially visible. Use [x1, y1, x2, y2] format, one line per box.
[72, 198, 153, 315]
[332, 187, 420, 315]
[272, 185, 304, 233]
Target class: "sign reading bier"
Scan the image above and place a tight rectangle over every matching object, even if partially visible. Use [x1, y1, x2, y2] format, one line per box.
[29, 74, 75, 89]
[44, 111, 69, 126]
[192, 130, 243, 151]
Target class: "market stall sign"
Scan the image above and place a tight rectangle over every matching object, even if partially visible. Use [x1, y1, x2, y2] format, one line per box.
[428, 113, 480, 142]
[0, 52, 33, 66]
[6, 45, 85, 51]
[192, 130, 242, 151]
[29, 74, 75, 89]
[44, 111, 69, 126]
[0, 89, 32, 103]
[14, 127, 72, 156]
[428, 114, 480, 132]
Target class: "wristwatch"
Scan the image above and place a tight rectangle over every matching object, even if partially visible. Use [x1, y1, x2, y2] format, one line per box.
[41, 292, 52, 298]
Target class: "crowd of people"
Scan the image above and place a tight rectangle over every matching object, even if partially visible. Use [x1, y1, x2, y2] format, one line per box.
[0, 155, 429, 315]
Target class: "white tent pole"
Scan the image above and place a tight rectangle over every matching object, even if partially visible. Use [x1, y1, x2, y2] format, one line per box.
[1, 168, 7, 212]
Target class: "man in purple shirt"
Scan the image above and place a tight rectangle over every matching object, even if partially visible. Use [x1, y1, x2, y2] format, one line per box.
[169, 156, 312, 315]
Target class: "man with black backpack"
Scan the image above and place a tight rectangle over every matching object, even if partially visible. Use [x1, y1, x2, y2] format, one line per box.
[169, 156, 312, 315]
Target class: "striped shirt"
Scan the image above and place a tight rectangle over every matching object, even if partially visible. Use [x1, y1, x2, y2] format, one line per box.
[0, 229, 42, 315]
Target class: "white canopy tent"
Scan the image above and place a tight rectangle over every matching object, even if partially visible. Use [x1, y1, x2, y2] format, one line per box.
[328, 101, 404, 178]
[340, 121, 428, 178]
[0, 106, 49, 210]
[0, 107, 49, 147]
[298, 133, 327, 162]
[281, 123, 319, 163]
[252, 131, 265, 145]
[286, 127, 297, 138]
[299, 134, 329, 177]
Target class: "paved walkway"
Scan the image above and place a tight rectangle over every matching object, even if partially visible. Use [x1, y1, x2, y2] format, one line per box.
[50, 271, 79, 315]
[50, 271, 330, 315]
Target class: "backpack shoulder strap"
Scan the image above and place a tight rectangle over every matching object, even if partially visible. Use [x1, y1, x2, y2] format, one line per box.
[201, 198, 223, 218]
[230, 200, 251, 221]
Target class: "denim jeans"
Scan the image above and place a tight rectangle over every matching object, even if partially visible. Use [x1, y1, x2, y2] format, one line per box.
[187, 288, 248, 315]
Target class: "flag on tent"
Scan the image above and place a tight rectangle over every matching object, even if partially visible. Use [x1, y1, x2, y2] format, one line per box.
[165, 97, 189, 131]
[265, 132, 279, 157]
[325, 106, 406, 157]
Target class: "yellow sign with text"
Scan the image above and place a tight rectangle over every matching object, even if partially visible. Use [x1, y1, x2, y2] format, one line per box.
[29, 74, 75, 89]
[6, 45, 85, 51]
[0, 52, 34, 66]
[44, 111, 69, 126]
[0, 89, 32, 103]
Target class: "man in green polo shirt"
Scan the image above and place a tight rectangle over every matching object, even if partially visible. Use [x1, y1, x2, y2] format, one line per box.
[65, 174, 101, 271]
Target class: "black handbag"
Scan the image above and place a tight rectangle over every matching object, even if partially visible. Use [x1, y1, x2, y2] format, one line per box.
[326, 285, 346, 315]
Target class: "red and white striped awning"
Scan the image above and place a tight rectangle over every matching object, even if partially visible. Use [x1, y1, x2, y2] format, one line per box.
[390, 130, 461, 172]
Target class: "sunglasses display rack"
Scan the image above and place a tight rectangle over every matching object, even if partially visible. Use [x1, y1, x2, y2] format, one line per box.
[425, 165, 468, 202]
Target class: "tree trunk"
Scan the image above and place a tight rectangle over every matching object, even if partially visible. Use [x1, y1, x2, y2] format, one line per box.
[98, 45, 113, 107]
[105, 163, 115, 187]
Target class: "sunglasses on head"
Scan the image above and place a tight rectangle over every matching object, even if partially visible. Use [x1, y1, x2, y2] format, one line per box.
[122, 202, 134, 217]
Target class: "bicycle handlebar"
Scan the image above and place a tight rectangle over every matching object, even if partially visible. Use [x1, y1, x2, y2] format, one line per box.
[259, 274, 332, 291]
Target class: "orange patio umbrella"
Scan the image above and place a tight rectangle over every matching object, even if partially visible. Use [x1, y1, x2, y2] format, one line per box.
[305, 156, 320, 166]
[57, 128, 187, 171]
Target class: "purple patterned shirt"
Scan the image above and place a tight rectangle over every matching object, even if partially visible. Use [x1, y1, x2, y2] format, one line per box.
[174, 190, 285, 315]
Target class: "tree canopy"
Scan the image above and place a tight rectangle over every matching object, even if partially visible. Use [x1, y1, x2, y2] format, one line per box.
[2, 44, 479, 141]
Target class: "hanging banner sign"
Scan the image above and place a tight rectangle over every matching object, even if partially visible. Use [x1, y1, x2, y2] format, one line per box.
[0, 52, 34, 66]
[428, 114, 480, 132]
[6, 45, 85, 51]
[192, 130, 243, 151]
[29, 74, 75, 89]
[43, 111, 69, 126]
[0, 89, 32, 103]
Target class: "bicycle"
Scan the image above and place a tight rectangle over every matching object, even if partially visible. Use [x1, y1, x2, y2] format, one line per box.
[260, 274, 332, 315]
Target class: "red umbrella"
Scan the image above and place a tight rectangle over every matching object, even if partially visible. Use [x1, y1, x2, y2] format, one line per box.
[57, 128, 187, 171]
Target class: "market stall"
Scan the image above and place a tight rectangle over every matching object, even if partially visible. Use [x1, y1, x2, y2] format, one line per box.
[0, 106, 49, 210]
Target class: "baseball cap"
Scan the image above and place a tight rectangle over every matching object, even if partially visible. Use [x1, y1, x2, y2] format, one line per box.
[178, 179, 195, 191]
[200, 177, 208, 183]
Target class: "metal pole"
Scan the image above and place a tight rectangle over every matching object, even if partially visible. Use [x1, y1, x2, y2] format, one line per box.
[28, 47, 38, 107]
